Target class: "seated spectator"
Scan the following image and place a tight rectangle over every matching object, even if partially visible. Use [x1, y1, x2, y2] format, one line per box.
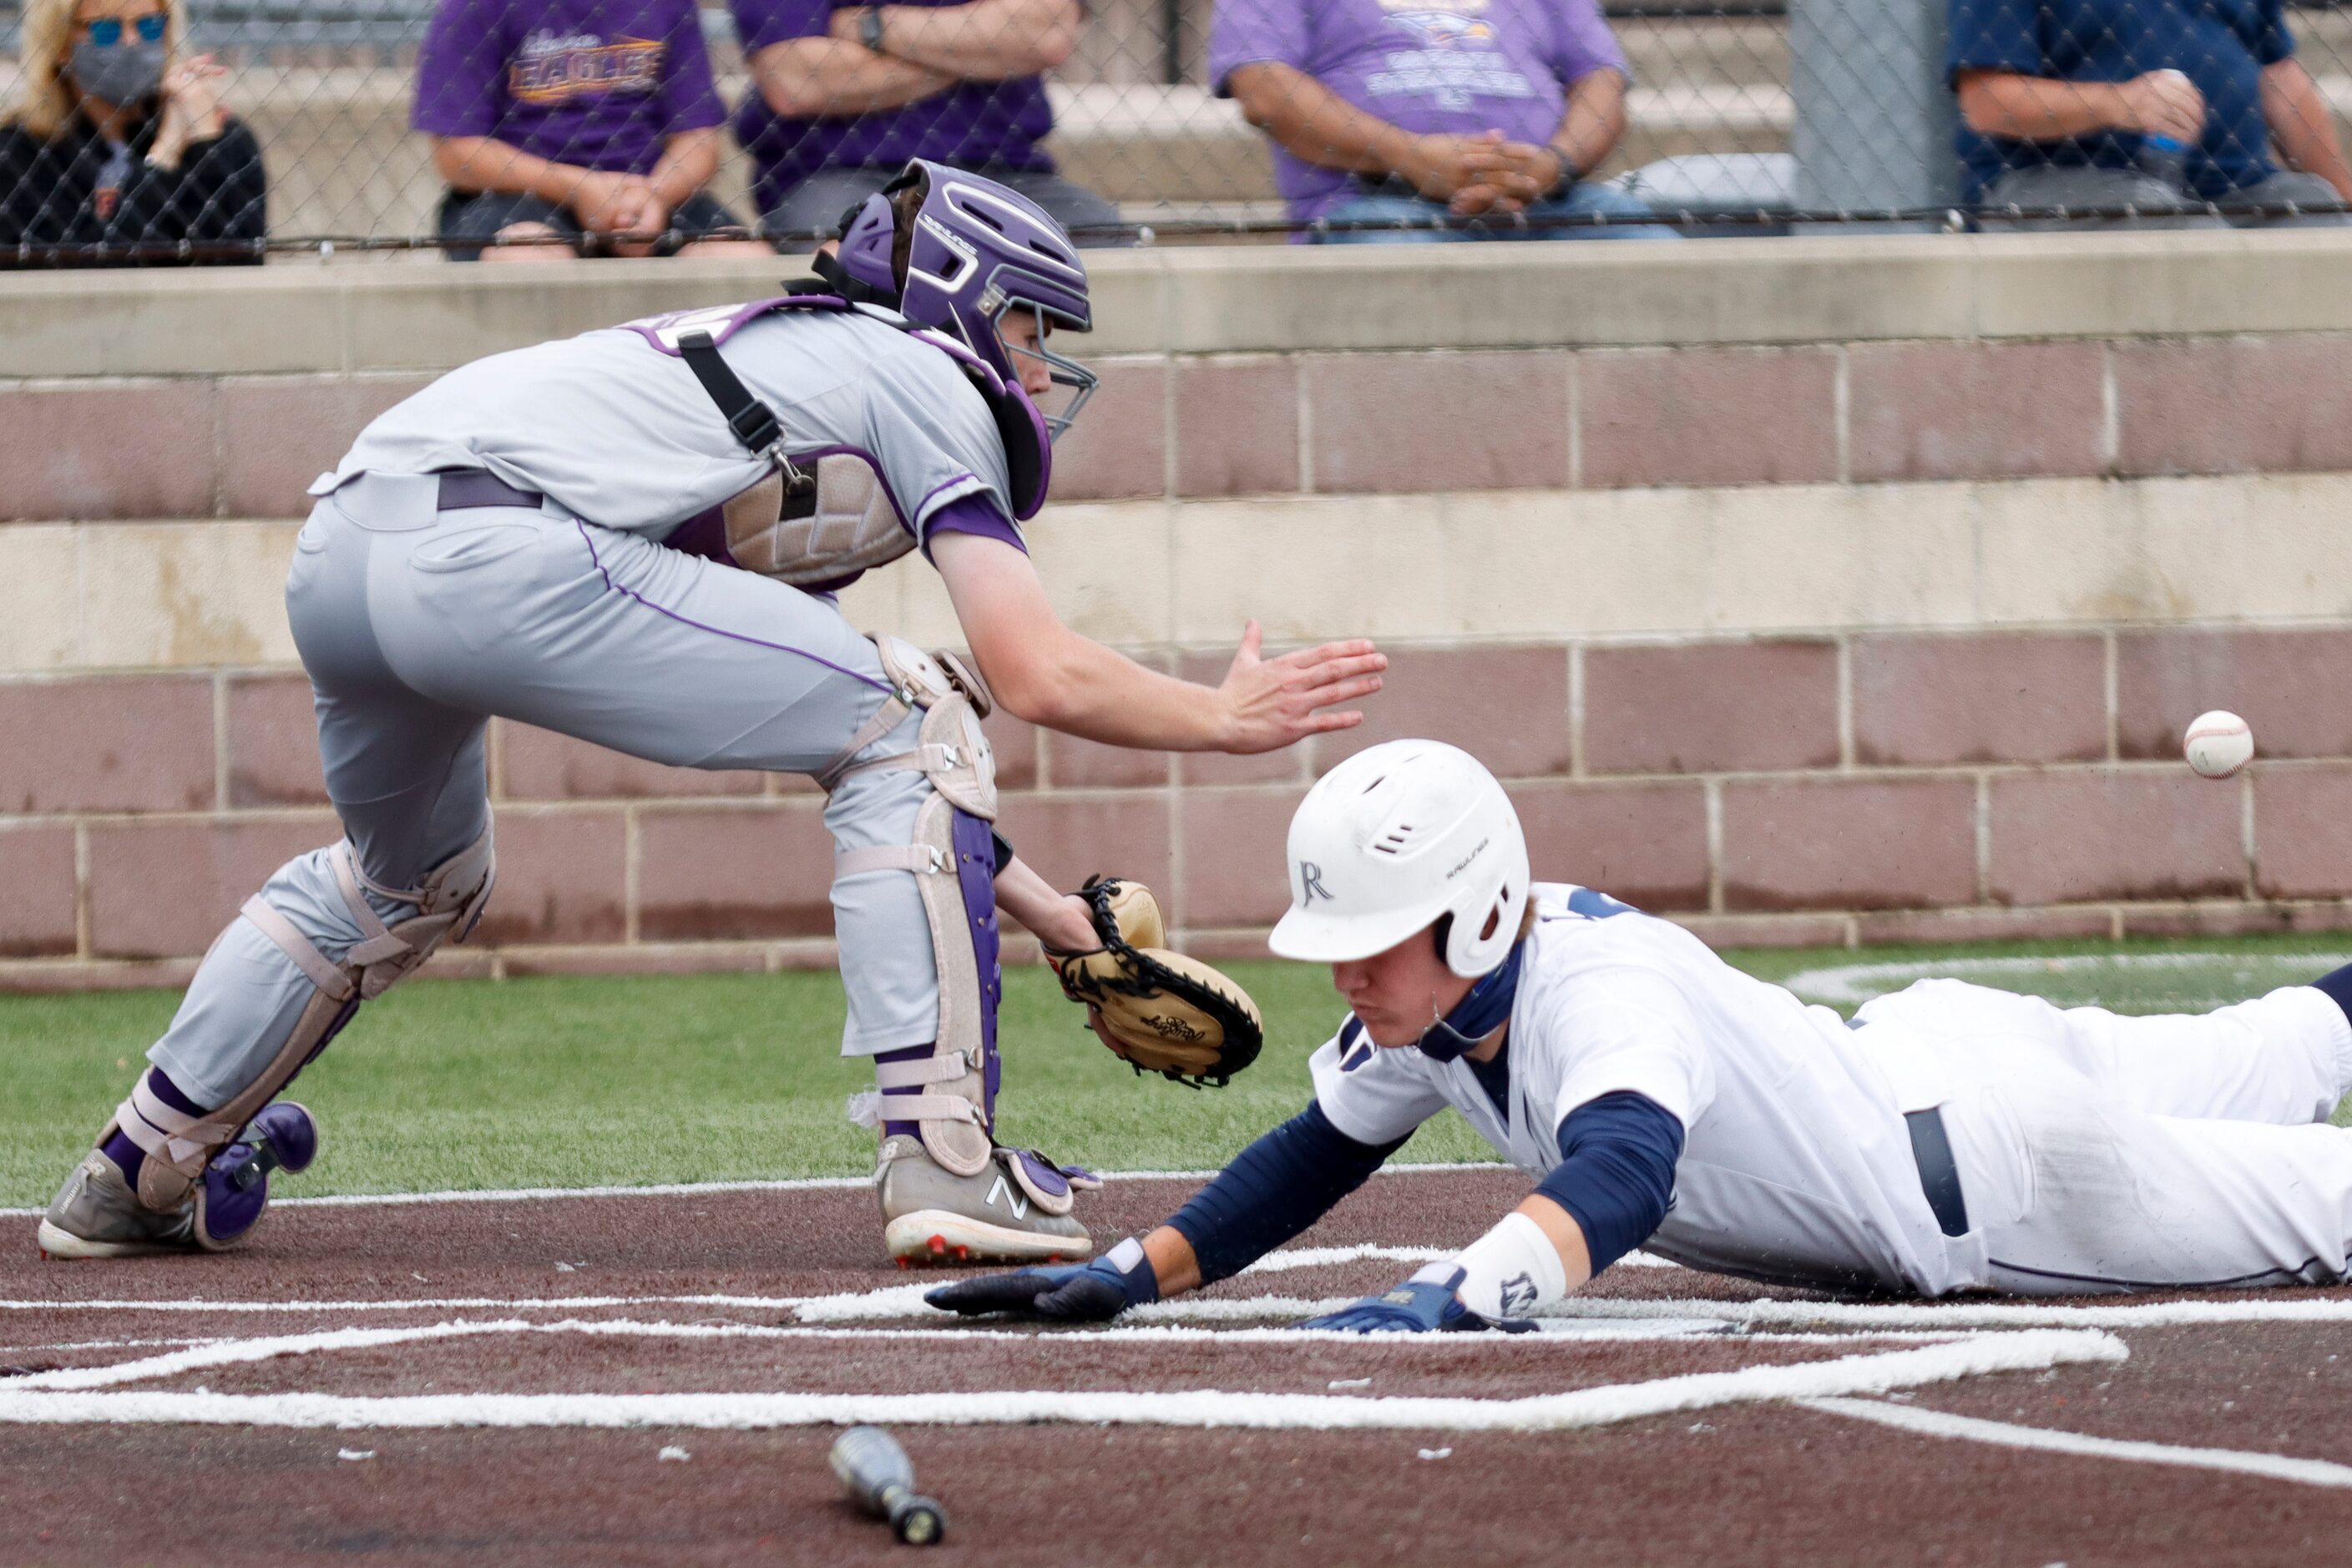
[415, 0, 771, 260]
[1209, 0, 1668, 241]
[1950, 0, 2352, 227]
[730, 0, 1121, 248]
[0, 0, 266, 266]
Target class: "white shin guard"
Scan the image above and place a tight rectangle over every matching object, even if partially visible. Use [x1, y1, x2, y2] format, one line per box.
[111, 827, 495, 1212]
[827, 636, 1004, 1179]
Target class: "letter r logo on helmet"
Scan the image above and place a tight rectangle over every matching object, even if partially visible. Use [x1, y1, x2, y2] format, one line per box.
[1267, 741, 1530, 981]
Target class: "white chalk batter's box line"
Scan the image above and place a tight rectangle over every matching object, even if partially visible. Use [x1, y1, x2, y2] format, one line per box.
[13, 1255, 2352, 1490]
[13, 1317, 2349, 1490]
[8, 1315, 2348, 1491]
[0, 1314, 2123, 1431]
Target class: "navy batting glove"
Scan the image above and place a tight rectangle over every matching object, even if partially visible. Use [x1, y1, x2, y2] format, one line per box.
[925, 1237, 1160, 1323]
[1297, 1263, 1537, 1334]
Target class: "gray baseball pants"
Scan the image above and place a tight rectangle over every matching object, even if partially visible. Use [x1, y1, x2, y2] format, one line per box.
[146, 471, 944, 1107]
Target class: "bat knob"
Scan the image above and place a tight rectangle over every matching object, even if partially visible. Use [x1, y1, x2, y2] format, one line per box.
[888, 1493, 946, 1546]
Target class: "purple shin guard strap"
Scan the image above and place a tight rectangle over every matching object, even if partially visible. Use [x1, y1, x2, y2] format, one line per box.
[1014, 1149, 1070, 1200]
[951, 808, 1003, 1118]
[878, 1044, 928, 1141]
[102, 1068, 210, 1184]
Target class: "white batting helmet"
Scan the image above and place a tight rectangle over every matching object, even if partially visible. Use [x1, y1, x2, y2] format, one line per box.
[1267, 741, 1530, 979]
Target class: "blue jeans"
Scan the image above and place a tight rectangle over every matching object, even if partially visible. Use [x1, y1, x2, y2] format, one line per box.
[1318, 182, 1677, 242]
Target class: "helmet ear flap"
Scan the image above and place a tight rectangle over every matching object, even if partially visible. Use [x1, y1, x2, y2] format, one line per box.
[1443, 874, 1524, 979]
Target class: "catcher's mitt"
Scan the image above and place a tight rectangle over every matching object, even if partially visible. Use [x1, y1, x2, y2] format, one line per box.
[1045, 876, 1264, 1087]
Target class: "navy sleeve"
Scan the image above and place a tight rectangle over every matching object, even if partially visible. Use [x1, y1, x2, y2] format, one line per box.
[1535, 1090, 1684, 1274]
[2253, 0, 2295, 66]
[1166, 1100, 1407, 1285]
[1945, 0, 2043, 82]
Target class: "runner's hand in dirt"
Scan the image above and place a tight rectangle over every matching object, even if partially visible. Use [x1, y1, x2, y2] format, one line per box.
[926, 1257, 1151, 1322]
[1297, 1263, 1538, 1334]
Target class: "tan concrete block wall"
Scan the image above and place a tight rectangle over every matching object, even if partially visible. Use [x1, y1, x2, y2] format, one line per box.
[26, 332, 2352, 522]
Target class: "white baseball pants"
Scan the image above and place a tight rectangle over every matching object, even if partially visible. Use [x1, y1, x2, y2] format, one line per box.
[1859, 978, 2352, 1294]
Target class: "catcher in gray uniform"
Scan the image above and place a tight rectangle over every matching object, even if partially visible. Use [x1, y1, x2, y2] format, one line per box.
[36, 159, 1384, 1268]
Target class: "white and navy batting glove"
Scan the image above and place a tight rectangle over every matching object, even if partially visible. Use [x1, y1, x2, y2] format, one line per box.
[925, 1237, 1159, 1323]
[1297, 1260, 1533, 1335]
[1297, 1263, 1539, 1334]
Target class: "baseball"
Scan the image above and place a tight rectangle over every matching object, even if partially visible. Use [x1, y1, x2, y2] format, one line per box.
[2183, 710, 2255, 779]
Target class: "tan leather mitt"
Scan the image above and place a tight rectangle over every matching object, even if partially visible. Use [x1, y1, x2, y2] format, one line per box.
[1044, 877, 1265, 1088]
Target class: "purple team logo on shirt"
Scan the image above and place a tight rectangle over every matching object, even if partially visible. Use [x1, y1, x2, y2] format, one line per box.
[509, 30, 666, 103]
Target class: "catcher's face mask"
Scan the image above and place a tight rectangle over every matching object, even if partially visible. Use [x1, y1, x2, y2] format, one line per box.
[994, 302, 1096, 444]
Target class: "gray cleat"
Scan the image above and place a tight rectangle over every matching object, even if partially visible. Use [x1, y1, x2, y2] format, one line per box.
[37, 1151, 199, 1260]
[878, 1136, 1094, 1267]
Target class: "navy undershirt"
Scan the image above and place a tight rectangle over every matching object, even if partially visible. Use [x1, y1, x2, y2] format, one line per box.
[1166, 1100, 1405, 1284]
[1535, 1091, 1685, 1272]
[1464, 1035, 1513, 1125]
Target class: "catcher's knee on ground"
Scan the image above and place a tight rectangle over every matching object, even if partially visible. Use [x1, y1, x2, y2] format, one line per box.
[99, 827, 494, 1246]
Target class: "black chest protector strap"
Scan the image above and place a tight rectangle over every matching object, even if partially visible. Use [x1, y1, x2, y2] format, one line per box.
[675, 330, 784, 459]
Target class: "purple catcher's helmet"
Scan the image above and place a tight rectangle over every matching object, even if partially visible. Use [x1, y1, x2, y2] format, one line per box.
[836, 159, 1097, 445]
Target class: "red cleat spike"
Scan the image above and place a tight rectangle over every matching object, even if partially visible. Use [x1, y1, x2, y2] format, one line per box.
[928, 1234, 948, 1256]
[953, 1244, 969, 1261]
[896, 1256, 910, 1270]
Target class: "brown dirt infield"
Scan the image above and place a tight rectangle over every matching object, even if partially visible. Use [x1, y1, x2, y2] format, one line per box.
[3, 1167, 2350, 1566]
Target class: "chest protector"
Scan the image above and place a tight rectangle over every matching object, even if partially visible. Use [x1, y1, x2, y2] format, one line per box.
[621, 295, 1052, 588]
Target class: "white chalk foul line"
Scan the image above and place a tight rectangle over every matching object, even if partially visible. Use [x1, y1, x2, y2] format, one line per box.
[0, 1160, 1512, 1221]
[1556, 1295, 2352, 1331]
[0, 1243, 1667, 1323]
[1780, 951, 2352, 1009]
[0, 1328, 2123, 1433]
[1802, 1396, 2352, 1491]
[0, 1293, 816, 1316]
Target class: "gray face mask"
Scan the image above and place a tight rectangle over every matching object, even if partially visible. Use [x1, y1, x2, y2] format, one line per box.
[68, 39, 166, 109]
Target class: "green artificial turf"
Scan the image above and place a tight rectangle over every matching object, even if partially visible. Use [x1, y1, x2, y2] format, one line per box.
[4, 933, 2349, 1205]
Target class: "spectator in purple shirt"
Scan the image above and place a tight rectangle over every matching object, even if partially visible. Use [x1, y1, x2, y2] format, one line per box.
[728, 0, 1121, 248]
[1210, 0, 1668, 240]
[414, 0, 770, 260]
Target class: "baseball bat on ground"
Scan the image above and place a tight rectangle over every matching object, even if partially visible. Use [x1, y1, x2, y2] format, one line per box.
[829, 1425, 947, 1546]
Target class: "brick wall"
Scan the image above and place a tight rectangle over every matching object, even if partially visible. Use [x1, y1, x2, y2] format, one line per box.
[8, 624, 2352, 990]
[10, 246, 2352, 988]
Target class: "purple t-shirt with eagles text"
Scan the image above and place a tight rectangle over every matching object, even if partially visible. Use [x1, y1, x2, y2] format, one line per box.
[728, 0, 1056, 218]
[413, 0, 726, 176]
[1209, 0, 1630, 224]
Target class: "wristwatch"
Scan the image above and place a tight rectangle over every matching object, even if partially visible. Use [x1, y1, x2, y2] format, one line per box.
[859, 6, 886, 53]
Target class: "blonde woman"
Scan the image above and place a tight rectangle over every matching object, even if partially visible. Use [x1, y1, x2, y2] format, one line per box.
[1, 0, 266, 263]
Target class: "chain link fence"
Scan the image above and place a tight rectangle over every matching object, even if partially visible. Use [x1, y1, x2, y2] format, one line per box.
[4, 0, 2352, 262]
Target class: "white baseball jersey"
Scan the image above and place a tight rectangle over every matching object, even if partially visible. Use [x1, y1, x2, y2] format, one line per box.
[1309, 883, 2352, 1297]
[1308, 883, 1970, 1293]
[316, 303, 1014, 545]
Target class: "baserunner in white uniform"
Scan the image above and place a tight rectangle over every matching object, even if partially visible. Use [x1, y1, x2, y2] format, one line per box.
[933, 740, 2352, 1327]
[35, 161, 1386, 1269]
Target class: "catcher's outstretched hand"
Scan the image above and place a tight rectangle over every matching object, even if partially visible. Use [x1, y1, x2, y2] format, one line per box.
[1218, 620, 1386, 753]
